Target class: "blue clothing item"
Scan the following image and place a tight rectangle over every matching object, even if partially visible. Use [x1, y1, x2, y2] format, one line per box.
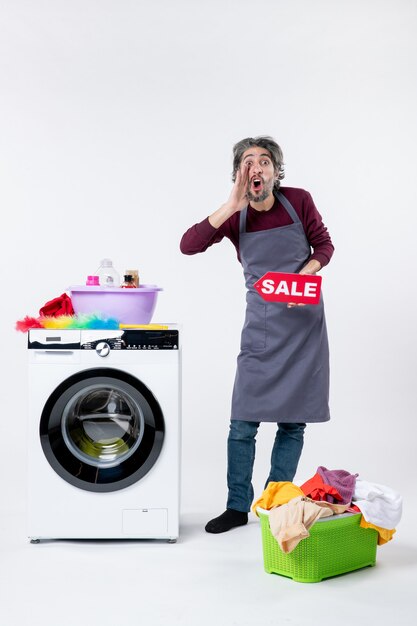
[226, 419, 306, 512]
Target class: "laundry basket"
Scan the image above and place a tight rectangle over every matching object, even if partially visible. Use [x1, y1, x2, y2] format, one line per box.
[257, 508, 378, 583]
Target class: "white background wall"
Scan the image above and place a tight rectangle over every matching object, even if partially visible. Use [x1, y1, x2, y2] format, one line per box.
[0, 0, 416, 517]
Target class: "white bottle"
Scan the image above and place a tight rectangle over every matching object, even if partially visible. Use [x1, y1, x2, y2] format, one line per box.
[96, 258, 120, 287]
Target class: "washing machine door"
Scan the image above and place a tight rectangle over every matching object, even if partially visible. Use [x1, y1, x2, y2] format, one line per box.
[40, 368, 164, 492]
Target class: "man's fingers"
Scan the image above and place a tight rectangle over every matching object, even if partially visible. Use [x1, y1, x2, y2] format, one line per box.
[239, 163, 249, 182]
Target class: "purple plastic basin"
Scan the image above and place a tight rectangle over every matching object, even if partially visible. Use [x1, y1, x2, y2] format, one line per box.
[69, 285, 162, 324]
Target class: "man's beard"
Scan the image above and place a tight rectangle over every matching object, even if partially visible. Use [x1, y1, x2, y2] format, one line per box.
[247, 179, 274, 203]
[247, 188, 270, 203]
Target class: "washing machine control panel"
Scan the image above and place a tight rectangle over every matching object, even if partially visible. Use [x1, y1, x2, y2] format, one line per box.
[81, 330, 179, 350]
[81, 336, 123, 350]
[119, 330, 179, 350]
[28, 329, 180, 350]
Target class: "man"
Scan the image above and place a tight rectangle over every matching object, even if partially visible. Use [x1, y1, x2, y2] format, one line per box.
[180, 136, 334, 533]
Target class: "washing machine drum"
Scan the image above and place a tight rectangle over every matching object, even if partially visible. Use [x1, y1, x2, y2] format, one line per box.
[40, 368, 165, 492]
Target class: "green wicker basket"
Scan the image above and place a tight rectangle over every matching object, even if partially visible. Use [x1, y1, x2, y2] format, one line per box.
[258, 509, 378, 583]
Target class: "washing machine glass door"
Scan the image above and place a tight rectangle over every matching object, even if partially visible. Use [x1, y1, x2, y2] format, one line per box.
[40, 369, 165, 492]
[61, 384, 144, 468]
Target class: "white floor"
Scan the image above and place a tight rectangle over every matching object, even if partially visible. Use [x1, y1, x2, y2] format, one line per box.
[1, 504, 416, 626]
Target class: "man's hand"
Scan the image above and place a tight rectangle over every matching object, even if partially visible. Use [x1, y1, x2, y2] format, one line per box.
[226, 165, 250, 213]
[287, 259, 321, 308]
[208, 165, 250, 229]
[299, 259, 321, 276]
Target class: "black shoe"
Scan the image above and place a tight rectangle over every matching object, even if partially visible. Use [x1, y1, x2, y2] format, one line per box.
[205, 509, 248, 534]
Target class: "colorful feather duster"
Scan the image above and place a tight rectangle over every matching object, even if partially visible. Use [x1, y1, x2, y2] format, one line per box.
[16, 316, 44, 332]
[16, 314, 120, 332]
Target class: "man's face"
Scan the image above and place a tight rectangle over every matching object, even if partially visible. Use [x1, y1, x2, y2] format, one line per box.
[240, 146, 277, 203]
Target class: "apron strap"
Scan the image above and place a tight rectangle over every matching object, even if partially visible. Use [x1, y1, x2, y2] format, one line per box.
[276, 191, 301, 224]
[239, 207, 248, 234]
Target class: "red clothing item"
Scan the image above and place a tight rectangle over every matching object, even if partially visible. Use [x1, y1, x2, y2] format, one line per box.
[180, 187, 334, 267]
[300, 473, 344, 502]
[39, 293, 74, 317]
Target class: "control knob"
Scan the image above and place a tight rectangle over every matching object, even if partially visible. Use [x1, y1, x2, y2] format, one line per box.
[96, 342, 111, 357]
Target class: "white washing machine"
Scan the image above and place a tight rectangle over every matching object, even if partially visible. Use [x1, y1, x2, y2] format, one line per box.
[27, 327, 181, 542]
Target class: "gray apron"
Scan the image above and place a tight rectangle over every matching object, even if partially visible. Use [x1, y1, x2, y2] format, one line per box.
[231, 191, 330, 423]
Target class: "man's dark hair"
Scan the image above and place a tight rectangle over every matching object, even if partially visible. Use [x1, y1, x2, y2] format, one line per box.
[232, 136, 285, 189]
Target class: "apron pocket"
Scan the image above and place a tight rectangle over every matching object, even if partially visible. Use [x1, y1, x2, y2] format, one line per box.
[240, 300, 267, 351]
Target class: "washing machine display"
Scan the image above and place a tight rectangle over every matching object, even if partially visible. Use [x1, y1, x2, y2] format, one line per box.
[40, 368, 164, 492]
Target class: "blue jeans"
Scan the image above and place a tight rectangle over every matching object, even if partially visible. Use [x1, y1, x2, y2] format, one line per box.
[226, 420, 306, 512]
